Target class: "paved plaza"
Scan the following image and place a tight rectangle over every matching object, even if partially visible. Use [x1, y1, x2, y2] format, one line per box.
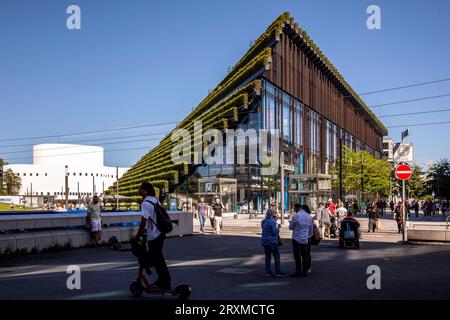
[0, 215, 449, 300]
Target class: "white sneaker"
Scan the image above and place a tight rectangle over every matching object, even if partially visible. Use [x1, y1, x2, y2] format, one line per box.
[307, 268, 312, 274]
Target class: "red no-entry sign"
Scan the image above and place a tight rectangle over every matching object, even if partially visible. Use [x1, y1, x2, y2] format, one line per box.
[395, 164, 412, 180]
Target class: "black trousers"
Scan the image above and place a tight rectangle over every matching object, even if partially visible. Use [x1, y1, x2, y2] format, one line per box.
[397, 222, 403, 233]
[292, 239, 309, 275]
[147, 233, 171, 289]
[306, 239, 312, 270]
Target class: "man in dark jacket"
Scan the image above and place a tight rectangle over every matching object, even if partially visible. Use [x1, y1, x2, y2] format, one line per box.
[368, 206, 379, 232]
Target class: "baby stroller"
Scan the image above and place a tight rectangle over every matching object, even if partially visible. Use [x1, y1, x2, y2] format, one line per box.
[129, 235, 191, 299]
[329, 216, 338, 238]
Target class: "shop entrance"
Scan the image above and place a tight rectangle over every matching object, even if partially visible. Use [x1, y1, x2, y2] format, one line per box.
[288, 174, 332, 213]
[196, 178, 237, 212]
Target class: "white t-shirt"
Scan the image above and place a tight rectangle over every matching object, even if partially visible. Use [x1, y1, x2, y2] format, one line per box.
[141, 196, 161, 241]
[337, 207, 347, 220]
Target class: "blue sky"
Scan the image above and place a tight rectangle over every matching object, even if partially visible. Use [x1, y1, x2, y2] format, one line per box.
[1, 0, 449, 168]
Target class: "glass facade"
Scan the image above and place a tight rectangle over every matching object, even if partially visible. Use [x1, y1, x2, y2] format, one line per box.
[171, 78, 381, 214]
[259, 79, 380, 208]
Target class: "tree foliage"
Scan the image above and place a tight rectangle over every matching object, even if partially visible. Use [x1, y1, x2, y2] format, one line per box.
[427, 159, 450, 200]
[331, 146, 390, 198]
[406, 165, 429, 199]
[2, 168, 22, 196]
[0, 158, 7, 195]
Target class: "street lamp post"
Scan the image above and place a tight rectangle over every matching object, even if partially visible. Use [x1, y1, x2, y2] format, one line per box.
[65, 165, 69, 210]
[361, 152, 364, 204]
[0, 163, 3, 195]
[339, 133, 343, 203]
[116, 166, 119, 210]
[280, 152, 285, 225]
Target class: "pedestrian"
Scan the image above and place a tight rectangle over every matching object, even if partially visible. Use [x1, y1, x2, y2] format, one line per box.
[368, 202, 378, 232]
[289, 203, 314, 277]
[389, 200, 394, 212]
[87, 195, 102, 246]
[414, 201, 419, 218]
[197, 198, 208, 235]
[206, 200, 215, 230]
[366, 200, 372, 216]
[395, 201, 403, 234]
[212, 198, 224, 235]
[8, 202, 15, 212]
[135, 182, 171, 290]
[266, 203, 279, 223]
[327, 198, 336, 217]
[376, 199, 383, 217]
[302, 204, 314, 274]
[323, 203, 332, 237]
[352, 201, 358, 214]
[336, 202, 348, 230]
[261, 210, 287, 277]
[316, 202, 324, 231]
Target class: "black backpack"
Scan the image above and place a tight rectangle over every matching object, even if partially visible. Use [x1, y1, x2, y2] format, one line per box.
[144, 200, 173, 234]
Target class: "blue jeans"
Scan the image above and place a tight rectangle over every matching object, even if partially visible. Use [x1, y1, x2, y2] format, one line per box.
[198, 215, 206, 232]
[263, 243, 281, 274]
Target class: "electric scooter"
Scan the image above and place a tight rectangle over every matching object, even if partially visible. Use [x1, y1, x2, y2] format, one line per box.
[129, 236, 191, 300]
[129, 271, 191, 300]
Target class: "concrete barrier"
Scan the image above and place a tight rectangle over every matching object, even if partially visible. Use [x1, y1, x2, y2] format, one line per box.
[407, 220, 450, 243]
[0, 211, 193, 253]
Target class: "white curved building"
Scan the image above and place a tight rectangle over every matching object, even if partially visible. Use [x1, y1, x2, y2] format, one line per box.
[4, 144, 129, 201]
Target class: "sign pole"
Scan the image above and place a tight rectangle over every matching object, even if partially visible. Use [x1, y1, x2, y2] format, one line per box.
[395, 163, 412, 244]
[402, 179, 406, 243]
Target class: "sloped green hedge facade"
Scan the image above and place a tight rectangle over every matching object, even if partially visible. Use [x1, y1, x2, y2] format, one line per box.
[108, 12, 386, 201]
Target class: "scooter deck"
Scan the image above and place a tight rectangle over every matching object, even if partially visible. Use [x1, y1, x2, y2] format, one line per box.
[144, 286, 179, 296]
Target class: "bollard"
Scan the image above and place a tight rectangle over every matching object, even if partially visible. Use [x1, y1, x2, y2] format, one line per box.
[234, 213, 238, 219]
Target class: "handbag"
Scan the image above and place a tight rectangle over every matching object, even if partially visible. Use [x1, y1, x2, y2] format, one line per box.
[311, 224, 322, 245]
[343, 224, 355, 239]
[376, 219, 382, 230]
[277, 234, 284, 246]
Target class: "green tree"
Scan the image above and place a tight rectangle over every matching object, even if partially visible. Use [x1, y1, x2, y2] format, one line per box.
[427, 159, 450, 201]
[406, 165, 429, 199]
[0, 158, 7, 195]
[331, 146, 390, 198]
[363, 154, 391, 197]
[2, 169, 22, 195]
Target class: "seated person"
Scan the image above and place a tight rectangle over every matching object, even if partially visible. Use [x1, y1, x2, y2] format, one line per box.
[340, 211, 361, 239]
